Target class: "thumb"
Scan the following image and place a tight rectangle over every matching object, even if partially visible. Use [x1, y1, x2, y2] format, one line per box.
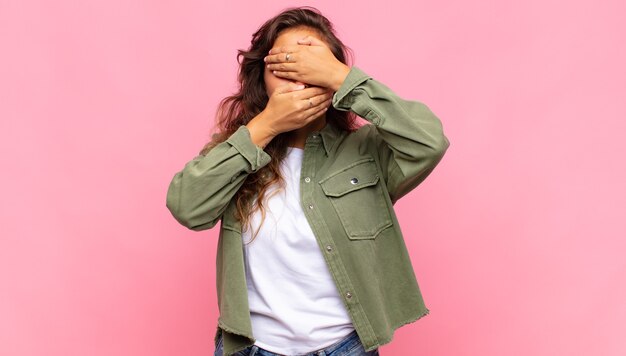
[276, 81, 305, 94]
[293, 80, 308, 87]
[297, 35, 325, 46]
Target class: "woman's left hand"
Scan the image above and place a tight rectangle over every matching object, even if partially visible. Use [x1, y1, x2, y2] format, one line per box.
[264, 36, 350, 92]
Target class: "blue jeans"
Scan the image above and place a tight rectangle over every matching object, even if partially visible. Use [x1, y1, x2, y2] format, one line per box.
[214, 329, 380, 356]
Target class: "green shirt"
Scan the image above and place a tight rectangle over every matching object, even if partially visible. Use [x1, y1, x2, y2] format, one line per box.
[166, 66, 450, 356]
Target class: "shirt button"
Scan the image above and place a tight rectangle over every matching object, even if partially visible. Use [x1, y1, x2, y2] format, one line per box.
[304, 177, 311, 183]
[326, 245, 332, 251]
[308, 204, 314, 209]
[350, 177, 358, 184]
[346, 292, 352, 299]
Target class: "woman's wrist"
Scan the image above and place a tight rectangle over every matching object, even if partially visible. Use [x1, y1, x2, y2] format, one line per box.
[246, 111, 276, 149]
[330, 64, 351, 92]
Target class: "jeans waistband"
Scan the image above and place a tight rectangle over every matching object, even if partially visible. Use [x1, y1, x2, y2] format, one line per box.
[252, 329, 360, 356]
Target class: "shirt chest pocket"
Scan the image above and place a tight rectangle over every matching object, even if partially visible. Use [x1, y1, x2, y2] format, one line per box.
[319, 157, 393, 240]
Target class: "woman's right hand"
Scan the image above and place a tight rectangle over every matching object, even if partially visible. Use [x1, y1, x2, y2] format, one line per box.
[262, 82, 334, 136]
[246, 82, 333, 148]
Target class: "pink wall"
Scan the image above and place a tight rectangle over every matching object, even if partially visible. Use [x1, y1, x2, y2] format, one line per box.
[1, 1, 625, 355]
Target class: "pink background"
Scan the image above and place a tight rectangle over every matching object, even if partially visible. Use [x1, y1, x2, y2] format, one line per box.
[1, 0, 625, 355]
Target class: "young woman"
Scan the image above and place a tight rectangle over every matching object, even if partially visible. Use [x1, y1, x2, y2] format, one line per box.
[166, 6, 450, 356]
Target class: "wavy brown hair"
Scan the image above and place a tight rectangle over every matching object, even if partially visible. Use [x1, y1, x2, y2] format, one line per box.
[199, 6, 358, 243]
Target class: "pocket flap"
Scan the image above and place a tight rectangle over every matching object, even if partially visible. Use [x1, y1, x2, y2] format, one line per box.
[319, 158, 380, 197]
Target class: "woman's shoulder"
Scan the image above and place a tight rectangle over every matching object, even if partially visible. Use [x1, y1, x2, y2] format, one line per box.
[339, 122, 378, 143]
[331, 122, 380, 157]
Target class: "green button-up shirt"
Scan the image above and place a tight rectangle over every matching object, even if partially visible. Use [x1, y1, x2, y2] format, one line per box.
[166, 66, 450, 356]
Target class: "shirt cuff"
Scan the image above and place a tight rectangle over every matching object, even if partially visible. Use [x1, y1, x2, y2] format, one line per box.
[225, 125, 272, 173]
[332, 66, 372, 110]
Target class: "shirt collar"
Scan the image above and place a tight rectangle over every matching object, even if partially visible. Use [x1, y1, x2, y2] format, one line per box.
[307, 121, 341, 156]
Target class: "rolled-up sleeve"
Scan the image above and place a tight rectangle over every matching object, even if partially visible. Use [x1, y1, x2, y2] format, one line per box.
[332, 66, 450, 204]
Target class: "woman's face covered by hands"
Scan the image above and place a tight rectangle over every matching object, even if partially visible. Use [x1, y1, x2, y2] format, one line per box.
[263, 26, 329, 96]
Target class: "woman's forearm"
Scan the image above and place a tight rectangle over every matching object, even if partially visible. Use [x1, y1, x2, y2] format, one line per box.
[246, 110, 276, 149]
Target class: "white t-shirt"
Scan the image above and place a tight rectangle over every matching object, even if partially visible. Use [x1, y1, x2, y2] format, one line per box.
[242, 146, 355, 355]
